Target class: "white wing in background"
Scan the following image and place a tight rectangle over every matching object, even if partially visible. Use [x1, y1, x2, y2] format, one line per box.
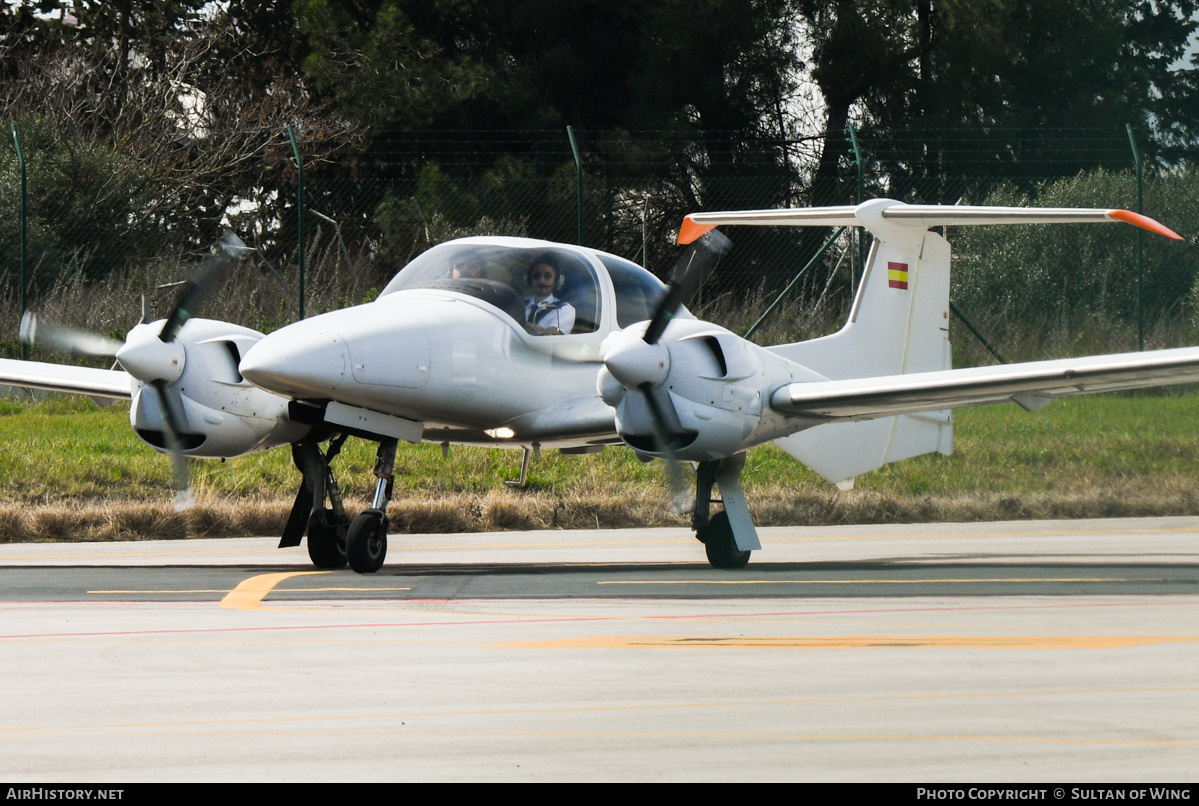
[0, 358, 133, 401]
[771, 347, 1199, 421]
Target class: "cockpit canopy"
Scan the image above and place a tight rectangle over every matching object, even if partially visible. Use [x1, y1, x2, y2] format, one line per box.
[379, 238, 674, 335]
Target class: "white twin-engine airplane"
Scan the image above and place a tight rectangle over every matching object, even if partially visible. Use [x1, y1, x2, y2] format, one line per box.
[3, 199, 1195, 573]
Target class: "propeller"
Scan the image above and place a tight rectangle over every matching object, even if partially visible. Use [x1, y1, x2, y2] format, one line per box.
[21, 234, 249, 509]
[642, 229, 729, 345]
[603, 229, 732, 510]
[139, 233, 249, 508]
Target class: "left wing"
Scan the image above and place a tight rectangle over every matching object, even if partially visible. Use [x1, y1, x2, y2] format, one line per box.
[0, 358, 133, 400]
[771, 347, 1199, 421]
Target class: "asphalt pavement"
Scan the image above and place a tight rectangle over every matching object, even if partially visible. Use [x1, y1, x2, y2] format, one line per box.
[1, 517, 1197, 782]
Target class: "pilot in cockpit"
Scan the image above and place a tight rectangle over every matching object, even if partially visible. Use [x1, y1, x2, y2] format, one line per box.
[523, 254, 575, 336]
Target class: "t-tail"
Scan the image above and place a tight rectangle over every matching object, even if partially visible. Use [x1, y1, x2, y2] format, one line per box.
[680, 199, 1182, 487]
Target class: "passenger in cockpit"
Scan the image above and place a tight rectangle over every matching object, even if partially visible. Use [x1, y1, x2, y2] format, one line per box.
[450, 253, 484, 280]
[523, 255, 575, 335]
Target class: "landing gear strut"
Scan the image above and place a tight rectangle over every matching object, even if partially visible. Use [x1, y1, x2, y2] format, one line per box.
[282, 434, 351, 569]
[346, 438, 397, 574]
[692, 453, 759, 569]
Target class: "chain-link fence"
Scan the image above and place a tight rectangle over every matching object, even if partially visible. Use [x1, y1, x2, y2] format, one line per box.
[3, 124, 1196, 363]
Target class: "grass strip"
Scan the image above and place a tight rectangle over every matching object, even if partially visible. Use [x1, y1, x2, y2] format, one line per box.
[0, 392, 1195, 542]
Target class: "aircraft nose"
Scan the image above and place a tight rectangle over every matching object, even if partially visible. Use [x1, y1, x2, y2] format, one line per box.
[240, 328, 349, 398]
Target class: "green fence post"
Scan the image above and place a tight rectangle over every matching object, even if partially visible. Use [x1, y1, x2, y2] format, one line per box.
[1126, 123, 1144, 351]
[11, 124, 27, 360]
[566, 126, 584, 246]
[286, 124, 305, 320]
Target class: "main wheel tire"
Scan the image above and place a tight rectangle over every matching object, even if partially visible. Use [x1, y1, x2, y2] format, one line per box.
[306, 509, 347, 569]
[701, 511, 751, 569]
[346, 509, 388, 574]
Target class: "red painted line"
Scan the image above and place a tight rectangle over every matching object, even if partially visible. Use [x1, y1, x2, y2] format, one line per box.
[3, 597, 1199, 640]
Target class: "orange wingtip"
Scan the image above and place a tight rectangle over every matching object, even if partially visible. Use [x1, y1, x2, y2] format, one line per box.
[678, 215, 717, 245]
[1109, 209, 1184, 240]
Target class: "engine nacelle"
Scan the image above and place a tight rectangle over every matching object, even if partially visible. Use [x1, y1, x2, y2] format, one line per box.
[613, 389, 759, 461]
[604, 320, 767, 462]
[129, 319, 308, 458]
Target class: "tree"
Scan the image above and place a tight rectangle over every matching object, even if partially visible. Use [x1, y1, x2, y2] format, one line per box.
[800, 1, 1199, 203]
[0, 1, 355, 281]
[293, 0, 806, 278]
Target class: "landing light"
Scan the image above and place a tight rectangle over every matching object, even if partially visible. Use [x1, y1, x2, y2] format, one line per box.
[485, 427, 516, 439]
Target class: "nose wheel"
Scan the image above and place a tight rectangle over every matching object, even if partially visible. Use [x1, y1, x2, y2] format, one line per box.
[347, 437, 399, 574]
[346, 509, 388, 573]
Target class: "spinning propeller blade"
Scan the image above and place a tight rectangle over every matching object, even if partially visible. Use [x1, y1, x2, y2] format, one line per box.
[19, 312, 124, 358]
[159, 234, 249, 343]
[636, 380, 693, 511]
[642, 229, 732, 346]
[151, 378, 195, 510]
[151, 233, 247, 509]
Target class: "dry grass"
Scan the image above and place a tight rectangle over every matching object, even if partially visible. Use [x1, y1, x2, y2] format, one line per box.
[0, 495, 291, 543]
[1, 480, 1196, 544]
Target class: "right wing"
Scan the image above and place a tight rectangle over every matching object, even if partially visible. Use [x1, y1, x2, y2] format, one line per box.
[771, 346, 1199, 421]
[0, 358, 133, 401]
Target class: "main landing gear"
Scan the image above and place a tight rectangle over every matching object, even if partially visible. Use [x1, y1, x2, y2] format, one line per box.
[281, 434, 352, 569]
[692, 453, 760, 569]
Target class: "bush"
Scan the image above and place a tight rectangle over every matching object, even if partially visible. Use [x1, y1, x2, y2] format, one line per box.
[950, 169, 1199, 345]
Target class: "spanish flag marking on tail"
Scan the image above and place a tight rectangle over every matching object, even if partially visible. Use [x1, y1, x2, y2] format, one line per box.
[888, 261, 909, 290]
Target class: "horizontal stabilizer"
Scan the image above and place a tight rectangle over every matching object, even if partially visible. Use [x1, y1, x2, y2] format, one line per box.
[679, 200, 1182, 242]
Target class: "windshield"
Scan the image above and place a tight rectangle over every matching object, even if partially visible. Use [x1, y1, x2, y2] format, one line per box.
[380, 241, 601, 335]
[596, 253, 670, 328]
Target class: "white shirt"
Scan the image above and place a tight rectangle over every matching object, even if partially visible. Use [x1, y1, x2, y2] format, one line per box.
[524, 294, 576, 335]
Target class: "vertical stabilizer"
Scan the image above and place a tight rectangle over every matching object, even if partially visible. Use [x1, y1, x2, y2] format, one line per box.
[768, 201, 953, 483]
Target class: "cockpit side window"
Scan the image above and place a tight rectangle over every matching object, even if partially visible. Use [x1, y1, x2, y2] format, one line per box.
[379, 242, 601, 335]
[597, 254, 669, 328]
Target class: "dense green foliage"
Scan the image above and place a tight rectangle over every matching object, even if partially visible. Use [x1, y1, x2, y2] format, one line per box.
[801, 1, 1199, 197]
[950, 170, 1199, 348]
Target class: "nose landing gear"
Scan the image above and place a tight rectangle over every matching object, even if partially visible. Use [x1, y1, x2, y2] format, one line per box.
[346, 438, 397, 574]
[346, 508, 388, 573]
